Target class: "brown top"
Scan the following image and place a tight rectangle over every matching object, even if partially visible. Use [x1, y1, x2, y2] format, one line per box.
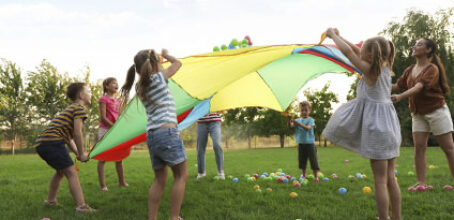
[396, 64, 445, 115]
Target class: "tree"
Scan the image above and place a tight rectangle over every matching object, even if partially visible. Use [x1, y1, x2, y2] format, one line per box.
[382, 8, 454, 146]
[303, 82, 339, 147]
[223, 107, 261, 149]
[256, 108, 293, 148]
[0, 59, 27, 155]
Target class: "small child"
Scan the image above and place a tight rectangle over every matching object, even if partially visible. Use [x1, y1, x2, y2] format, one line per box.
[120, 48, 186, 220]
[289, 101, 320, 182]
[322, 28, 401, 220]
[35, 82, 95, 212]
[97, 77, 128, 191]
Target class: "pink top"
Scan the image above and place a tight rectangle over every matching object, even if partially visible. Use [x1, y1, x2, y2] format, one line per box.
[99, 95, 120, 128]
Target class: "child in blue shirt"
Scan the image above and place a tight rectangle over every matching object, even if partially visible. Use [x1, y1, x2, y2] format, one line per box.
[289, 101, 320, 182]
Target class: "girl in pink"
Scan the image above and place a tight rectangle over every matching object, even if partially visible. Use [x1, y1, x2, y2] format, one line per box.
[97, 77, 128, 191]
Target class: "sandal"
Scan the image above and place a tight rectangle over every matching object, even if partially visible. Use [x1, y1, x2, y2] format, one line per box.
[75, 204, 96, 213]
[43, 200, 58, 206]
[101, 186, 108, 191]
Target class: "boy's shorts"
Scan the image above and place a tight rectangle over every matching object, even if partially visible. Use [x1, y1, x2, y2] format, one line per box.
[36, 141, 74, 170]
[147, 128, 187, 170]
[412, 105, 454, 136]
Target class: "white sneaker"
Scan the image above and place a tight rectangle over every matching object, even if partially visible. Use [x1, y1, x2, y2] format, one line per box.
[196, 173, 206, 180]
[218, 172, 225, 180]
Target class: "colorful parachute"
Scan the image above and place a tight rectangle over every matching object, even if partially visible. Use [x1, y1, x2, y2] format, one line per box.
[89, 44, 361, 161]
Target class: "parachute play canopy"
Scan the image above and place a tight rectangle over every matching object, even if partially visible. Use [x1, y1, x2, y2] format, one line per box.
[90, 44, 361, 161]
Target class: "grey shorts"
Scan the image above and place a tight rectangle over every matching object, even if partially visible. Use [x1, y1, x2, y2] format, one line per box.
[147, 128, 186, 170]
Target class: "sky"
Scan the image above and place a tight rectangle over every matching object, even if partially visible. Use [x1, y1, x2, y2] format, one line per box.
[1, 0, 453, 105]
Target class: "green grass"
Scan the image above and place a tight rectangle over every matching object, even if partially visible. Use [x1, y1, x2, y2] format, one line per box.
[1, 146, 454, 220]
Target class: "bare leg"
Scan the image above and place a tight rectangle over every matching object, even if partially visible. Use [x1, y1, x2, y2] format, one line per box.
[47, 170, 64, 202]
[386, 158, 401, 220]
[370, 159, 389, 220]
[413, 132, 430, 185]
[169, 161, 188, 220]
[97, 161, 107, 190]
[62, 165, 85, 207]
[436, 132, 454, 180]
[116, 161, 128, 186]
[148, 167, 168, 220]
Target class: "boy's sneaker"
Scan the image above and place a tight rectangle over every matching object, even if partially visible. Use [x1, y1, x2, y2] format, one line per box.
[218, 172, 225, 180]
[196, 173, 206, 180]
[75, 204, 96, 213]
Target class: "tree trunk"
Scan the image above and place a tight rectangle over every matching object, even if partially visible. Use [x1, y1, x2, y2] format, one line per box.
[318, 135, 322, 147]
[324, 138, 327, 147]
[280, 134, 285, 148]
[12, 132, 17, 156]
[247, 136, 252, 149]
[254, 136, 257, 149]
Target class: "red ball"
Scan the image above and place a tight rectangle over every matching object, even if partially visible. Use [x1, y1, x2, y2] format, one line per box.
[253, 174, 259, 178]
[407, 187, 416, 192]
[444, 185, 453, 190]
[286, 175, 291, 179]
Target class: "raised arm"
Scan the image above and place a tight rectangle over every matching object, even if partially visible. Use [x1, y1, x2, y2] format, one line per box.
[161, 49, 182, 78]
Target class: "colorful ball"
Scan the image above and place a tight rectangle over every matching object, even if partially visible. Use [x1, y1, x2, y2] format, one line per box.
[407, 171, 415, 176]
[322, 177, 329, 182]
[362, 186, 372, 194]
[356, 173, 363, 179]
[253, 185, 260, 190]
[213, 176, 220, 181]
[291, 177, 297, 181]
[227, 175, 233, 179]
[280, 173, 286, 177]
[338, 187, 347, 195]
[255, 188, 262, 193]
[232, 178, 238, 183]
[301, 179, 309, 186]
[443, 185, 453, 190]
[266, 187, 272, 192]
[290, 192, 298, 198]
[416, 185, 426, 192]
[283, 178, 289, 183]
[317, 172, 324, 178]
[275, 172, 281, 176]
[253, 174, 259, 179]
[331, 174, 338, 179]
[277, 168, 283, 173]
[270, 173, 276, 177]
[293, 182, 301, 188]
[307, 174, 314, 180]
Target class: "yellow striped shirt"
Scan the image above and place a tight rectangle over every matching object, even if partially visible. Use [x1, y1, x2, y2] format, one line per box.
[35, 103, 88, 145]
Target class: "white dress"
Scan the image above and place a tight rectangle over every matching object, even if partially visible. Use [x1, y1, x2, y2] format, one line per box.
[323, 68, 401, 160]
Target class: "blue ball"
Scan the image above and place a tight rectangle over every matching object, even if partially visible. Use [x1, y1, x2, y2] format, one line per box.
[283, 178, 289, 183]
[323, 177, 329, 181]
[232, 178, 238, 183]
[280, 173, 286, 177]
[263, 172, 269, 177]
[299, 178, 304, 183]
[356, 173, 363, 179]
[291, 177, 297, 181]
[338, 187, 347, 195]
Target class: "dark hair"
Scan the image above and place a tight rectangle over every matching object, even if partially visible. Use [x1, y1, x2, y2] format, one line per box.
[66, 82, 86, 101]
[120, 50, 160, 110]
[300, 101, 312, 109]
[362, 36, 393, 76]
[102, 77, 117, 94]
[423, 38, 450, 95]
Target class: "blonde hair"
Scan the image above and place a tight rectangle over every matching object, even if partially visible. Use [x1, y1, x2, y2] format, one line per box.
[362, 37, 395, 76]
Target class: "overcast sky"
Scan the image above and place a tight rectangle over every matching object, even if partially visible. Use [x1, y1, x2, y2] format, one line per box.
[1, 0, 453, 104]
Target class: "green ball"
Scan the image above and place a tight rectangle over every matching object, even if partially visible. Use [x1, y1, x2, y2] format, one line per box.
[213, 46, 220, 52]
[265, 177, 273, 181]
[407, 171, 415, 176]
[228, 175, 233, 179]
[301, 180, 308, 186]
[213, 176, 220, 181]
[277, 169, 283, 173]
[221, 44, 227, 50]
[247, 177, 253, 182]
[245, 174, 251, 178]
[230, 38, 239, 47]
[256, 189, 262, 193]
[318, 174, 325, 179]
[307, 174, 314, 179]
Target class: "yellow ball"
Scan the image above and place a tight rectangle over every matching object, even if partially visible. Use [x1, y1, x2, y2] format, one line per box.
[362, 186, 372, 194]
[266, 187, 272, 192]
[276, 172, 281, 176]
[317, 172, 324, 177]
[429, 165, 435, 169]
[251, 177, 256, 181]
[362, 174, 367, 178]
[292, 180, 299, 185]
[290, 192, 298, 198]
[253, 185, 260, 190]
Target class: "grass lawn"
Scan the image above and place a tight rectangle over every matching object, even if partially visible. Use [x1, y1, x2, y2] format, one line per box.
[1, 146, 453, 220]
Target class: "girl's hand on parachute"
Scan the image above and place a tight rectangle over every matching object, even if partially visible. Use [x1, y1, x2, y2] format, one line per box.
[161, 49, 169, 58]
[325, 28, 336, 38]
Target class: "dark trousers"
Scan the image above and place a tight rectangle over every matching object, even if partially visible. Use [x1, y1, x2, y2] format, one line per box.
[298, 143, 320, 170]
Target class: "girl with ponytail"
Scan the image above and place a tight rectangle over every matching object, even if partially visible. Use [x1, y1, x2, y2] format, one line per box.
[120, 49, 185, 220]
[323, 28, 402, 220]
[392, 38, 454, 193]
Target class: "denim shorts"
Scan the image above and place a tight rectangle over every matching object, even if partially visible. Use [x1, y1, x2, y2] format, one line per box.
[36, 141, 74, 170]
[147, 128, 187, 170]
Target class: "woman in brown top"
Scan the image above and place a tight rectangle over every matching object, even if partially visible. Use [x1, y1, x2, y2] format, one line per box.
[391, 38, 454, 189]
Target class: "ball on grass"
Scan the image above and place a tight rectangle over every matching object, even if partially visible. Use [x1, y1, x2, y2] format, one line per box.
[338, 187, 347, 195]
[362, 186, 372, 194]
[290, 192, 298, 198]
[232, 178, 238, 183]
[443, 185, 453, 190]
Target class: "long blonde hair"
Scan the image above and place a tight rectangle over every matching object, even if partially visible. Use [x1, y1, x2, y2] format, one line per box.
[362, 36, 395, 76]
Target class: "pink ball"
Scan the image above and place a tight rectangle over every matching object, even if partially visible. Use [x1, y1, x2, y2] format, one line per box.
[293, 182, 301, 188]
[331, 174, 338, 179]
[41, 218, 51, 220]
[407, 187, 416, 192]
[286, 175, 291, 179]
[277, 177, 283, 183]
[444, 185, 453, 190]
[416, 185, 426, 192]
[253, 174, 259, 178]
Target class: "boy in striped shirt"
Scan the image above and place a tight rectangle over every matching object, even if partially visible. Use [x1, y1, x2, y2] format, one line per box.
[35, 82, 95, 212]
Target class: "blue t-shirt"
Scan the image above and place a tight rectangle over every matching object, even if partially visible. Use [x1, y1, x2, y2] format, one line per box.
[294, 117, 315, 144]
